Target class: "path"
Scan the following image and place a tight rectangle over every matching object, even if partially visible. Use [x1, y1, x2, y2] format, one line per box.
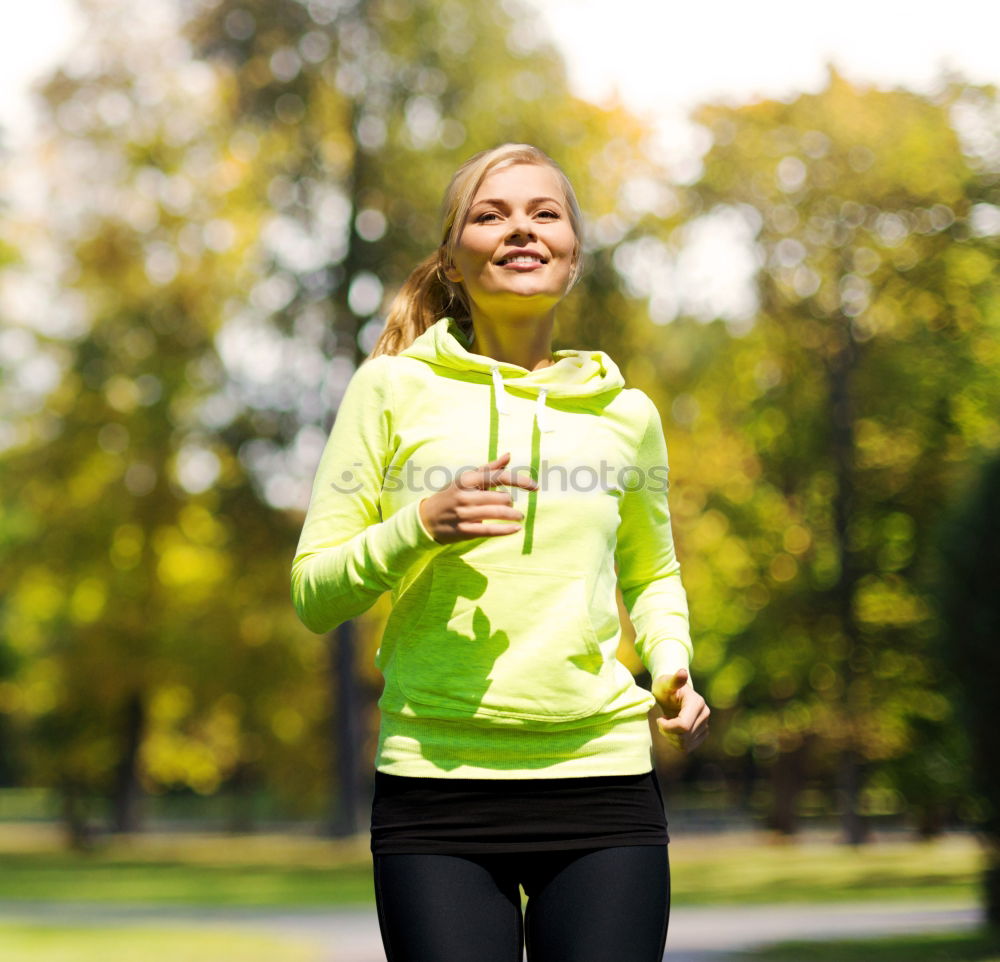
[0, 897, 981, 961]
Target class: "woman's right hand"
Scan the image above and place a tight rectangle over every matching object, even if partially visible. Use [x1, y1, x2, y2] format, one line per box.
[419, 451, 538, 544]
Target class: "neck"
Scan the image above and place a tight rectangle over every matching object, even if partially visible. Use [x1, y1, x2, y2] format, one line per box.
[467, 309, 556, 371]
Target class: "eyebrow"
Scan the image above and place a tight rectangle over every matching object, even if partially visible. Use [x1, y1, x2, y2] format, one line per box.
[470, 196, 565, 209]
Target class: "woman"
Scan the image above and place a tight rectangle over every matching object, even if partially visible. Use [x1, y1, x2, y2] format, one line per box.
[291, 143, 709, 962]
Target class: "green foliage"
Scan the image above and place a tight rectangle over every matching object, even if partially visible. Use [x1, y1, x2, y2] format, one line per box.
[0, 0, 672, 833]
[1, 0, 999, 842]
[639, 67, 1000, 830]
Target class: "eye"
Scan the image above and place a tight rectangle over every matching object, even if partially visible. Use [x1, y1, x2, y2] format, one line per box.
[535, 209, 560, 219]
[475, 211, 501, 223]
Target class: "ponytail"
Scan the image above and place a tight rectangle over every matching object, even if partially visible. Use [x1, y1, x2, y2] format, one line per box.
[368, 252, 472, 358]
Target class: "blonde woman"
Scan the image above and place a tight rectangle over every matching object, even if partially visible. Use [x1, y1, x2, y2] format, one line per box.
[292, 144, 709, 962]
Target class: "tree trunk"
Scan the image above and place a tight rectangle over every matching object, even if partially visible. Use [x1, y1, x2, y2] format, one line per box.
[226, 760, 256, 835]
[0, 714, 17, 786]
[837, 746, 869, 846]
[323, 53, 375, 839]
[914, 801, 947, 841]
[60, 780, 94, 851]
[985, 856, 1000, 929]
[110, 690, 145, 834]
[769, 739, 807, 836]
[826, 309, 868, 846]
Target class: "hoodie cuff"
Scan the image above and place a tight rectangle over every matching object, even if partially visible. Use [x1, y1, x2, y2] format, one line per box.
[643, 639, 691, 684]
[291, 498, 446, 635]
[413, 498, 437, 544]
[372, 497, 444, 570]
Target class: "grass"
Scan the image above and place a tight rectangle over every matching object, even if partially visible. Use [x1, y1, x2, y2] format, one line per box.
[0, 822, 983, 908]
[0, 823, 376, 905]
[667, 830, 981, 905]
[0, 923, 322, 961]
[742, 930, 1000, 961]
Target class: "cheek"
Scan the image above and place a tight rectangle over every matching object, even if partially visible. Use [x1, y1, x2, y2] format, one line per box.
[454, 239, 492, 274]
[545, 225, 576, 261]
[452, 250, 484, 284]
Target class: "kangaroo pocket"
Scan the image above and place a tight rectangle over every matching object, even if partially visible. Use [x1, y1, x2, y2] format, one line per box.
[396, 558, 610, 722]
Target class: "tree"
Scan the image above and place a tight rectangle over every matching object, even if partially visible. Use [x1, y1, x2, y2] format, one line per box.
[648, 65, 1000, 840]
[182, 0, 681, 832]
[0, 0, 677, 841]
[936, 454, 1000, 925]
[0, 0, 333, 842]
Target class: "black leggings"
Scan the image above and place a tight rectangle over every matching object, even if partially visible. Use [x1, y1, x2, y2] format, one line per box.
[373, 844, 670, 962]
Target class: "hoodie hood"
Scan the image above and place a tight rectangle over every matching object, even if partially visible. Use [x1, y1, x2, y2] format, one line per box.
[399, 316, 625, 434]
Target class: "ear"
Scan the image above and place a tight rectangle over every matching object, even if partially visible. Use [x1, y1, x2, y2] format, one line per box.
[567, 245, 581, 284]
[442, 263, 463, 283]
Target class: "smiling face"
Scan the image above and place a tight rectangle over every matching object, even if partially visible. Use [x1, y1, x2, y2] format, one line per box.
[444, 162, 578, 322]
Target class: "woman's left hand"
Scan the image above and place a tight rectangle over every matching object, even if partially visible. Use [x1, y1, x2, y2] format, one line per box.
[651, 669, 710, 752]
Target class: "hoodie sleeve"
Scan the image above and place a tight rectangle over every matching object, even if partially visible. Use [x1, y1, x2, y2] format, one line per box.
[290, 355, 446, 634]
[615, 391, 693, 682]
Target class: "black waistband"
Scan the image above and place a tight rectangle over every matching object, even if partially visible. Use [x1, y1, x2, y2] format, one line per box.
[374, 768, 655, 794]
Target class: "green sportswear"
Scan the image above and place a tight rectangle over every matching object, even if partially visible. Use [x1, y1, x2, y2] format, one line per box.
[291, 316, 693, 777]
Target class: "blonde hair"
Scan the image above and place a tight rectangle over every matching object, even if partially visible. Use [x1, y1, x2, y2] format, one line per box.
[369, 143, 584, 358]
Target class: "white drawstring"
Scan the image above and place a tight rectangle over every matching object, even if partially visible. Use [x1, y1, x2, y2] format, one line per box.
[536, 387, 556, 433]
[491, 366, 555, 433]
[490, 365, 511, 416]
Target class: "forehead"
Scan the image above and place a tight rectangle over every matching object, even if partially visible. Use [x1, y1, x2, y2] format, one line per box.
[471, 163, 567, 205]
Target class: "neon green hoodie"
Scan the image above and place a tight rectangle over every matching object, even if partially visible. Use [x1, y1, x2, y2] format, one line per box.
[291, 316, 692, 778]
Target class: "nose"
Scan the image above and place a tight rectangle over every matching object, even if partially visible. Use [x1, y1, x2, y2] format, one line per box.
[505, 212, 536, 241]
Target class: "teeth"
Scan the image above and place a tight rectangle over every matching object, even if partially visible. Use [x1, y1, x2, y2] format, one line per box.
[503, 255, 543, 265]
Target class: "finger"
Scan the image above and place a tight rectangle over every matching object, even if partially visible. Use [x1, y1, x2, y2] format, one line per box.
[457, 453, 512, 490]
[651, 670, 689, 703]
[656, 716, 707, 752]
[463, 467, 538, 493]
[512, 471, 540, 491]
[454, 520, 523, 538]
[478, 452, 536, 488]
[462, 489, 521, 506]
[675, 688, 704, 724]
[459, 456, 537, 493]
[659, 698, 701, 733]
[476, 452, 511, 473]
[684, 708, 711, 750]
[655, 720, 685, 751]
[658, 715, 691, 736]
[680, 697, 707, 731]
[462, 504, 525, 524]
[487, 469, 539, 491]
[688, 708, 710, 736]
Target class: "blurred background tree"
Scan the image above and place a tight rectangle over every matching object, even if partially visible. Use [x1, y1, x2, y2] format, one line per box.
[0, 0, 679, 842]
[180, 0, 680, 834]
[936, 453, 1000, 925]
[0, 0, 998, 853]
[636, 67, 1000, 842]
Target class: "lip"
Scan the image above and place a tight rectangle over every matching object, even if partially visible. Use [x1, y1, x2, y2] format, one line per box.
[500, 260, 545, 272]
[496, 249, 548, 268]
